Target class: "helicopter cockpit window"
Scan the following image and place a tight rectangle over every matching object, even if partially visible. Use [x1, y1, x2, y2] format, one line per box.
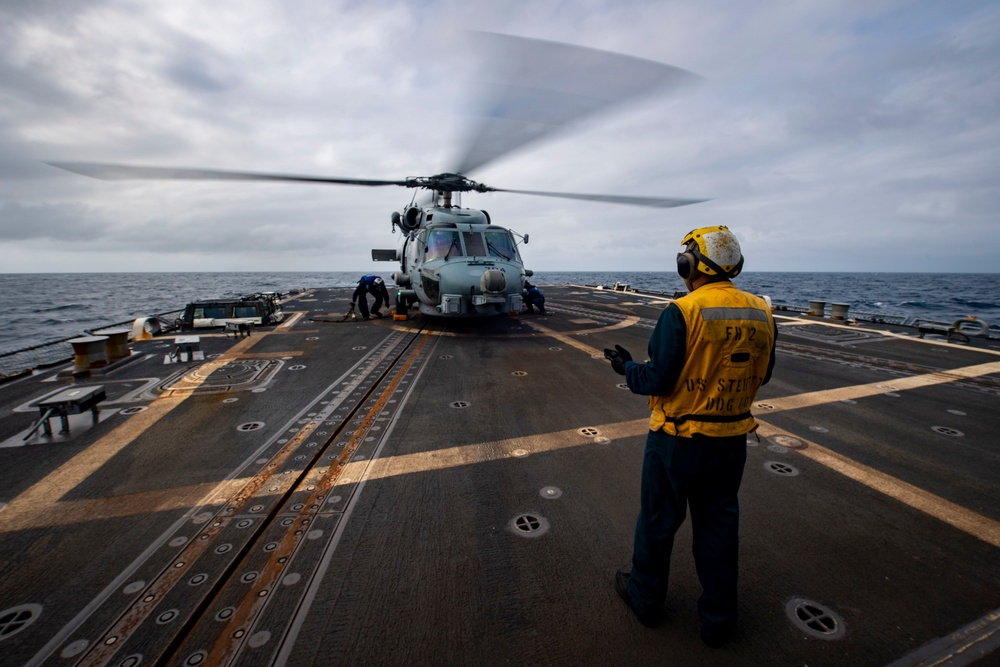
[485, 230, 517, 261]
[462, 231, 487, 257]
[426, 230, 463, 261]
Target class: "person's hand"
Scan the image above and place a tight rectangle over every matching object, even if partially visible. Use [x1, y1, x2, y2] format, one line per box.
[603, 345, 632, 375]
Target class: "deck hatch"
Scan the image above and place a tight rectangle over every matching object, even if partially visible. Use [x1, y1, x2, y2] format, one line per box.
[160, 359, 281, 394]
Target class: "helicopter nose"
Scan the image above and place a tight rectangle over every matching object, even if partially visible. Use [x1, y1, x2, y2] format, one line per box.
[480, 269, 506, 294]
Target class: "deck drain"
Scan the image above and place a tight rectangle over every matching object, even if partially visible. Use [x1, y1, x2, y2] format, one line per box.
[0, 603, 42, 641]
[809, 426, 828, 433]
[578, 427, 600, 436]
[511, 449, 529, 458]
[755, 402, 775, 410]
[222, 398, 239, 403]
[450, 401, 470, 408]
[617, 383, 629, 390]
[510, 513, 550, 538]
[765, 461, 800, 476]
[440, 355, 453, 359]
[947, 409, 967, 416]
[786, 598, 845, 640]
[237, 422, 264, 432]
[540, 486, 562, 499]
[119, 406, 147, 415]
[772, 435, 805, 449]
[512, 371, 528, 376]
[549, 347, 562, 351]
[289, 365, 306, 370]
[931, 426, 964, 437]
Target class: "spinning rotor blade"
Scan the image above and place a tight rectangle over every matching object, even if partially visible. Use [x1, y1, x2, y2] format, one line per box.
[489, 187, 708, 209]
[46, 162, 408, 187]
[452, 32, 702, 175]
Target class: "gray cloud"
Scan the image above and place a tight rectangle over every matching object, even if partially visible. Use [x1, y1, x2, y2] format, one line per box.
[1, 0, 998, 273]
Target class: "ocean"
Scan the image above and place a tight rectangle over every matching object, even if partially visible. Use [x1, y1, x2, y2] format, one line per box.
[1, 271, 998, 374]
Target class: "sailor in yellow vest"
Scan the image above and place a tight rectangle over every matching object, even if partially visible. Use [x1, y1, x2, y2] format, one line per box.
[604, 225, 776, 647]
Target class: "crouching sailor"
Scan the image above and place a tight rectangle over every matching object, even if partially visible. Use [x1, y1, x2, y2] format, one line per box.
[523, 281, 546, 314]
[352, 275, 390, 320]
[604, 225, 777, 647]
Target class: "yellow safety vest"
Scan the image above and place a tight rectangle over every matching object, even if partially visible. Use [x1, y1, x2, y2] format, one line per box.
[649, 282, 775, 437]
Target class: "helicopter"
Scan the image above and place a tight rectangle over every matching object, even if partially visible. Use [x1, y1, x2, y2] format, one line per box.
[48, 33, 707, 318]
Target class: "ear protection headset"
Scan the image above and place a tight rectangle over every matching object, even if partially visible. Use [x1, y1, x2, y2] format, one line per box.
[676, 245, 698, 280]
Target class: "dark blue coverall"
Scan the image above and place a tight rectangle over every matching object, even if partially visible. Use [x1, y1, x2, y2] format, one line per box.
[352, 275, 389, 319]
[523, 283, 545, 314]
[621, 303, 777, 641]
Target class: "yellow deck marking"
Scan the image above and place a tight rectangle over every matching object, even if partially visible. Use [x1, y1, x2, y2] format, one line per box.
[774, 314, 1000, 356]
[518, 315, 1000, 550]
[231, 351, 304, 358]
[755, 421, 1000, 549]
[523, 317, 639, 357]
[760, 360, 1000, 413]
[1, 334, 262, 533]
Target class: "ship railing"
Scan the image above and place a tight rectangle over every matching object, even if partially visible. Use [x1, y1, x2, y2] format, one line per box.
[0, 309, 183, 380]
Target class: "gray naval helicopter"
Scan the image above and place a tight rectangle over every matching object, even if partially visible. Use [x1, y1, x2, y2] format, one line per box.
[49, 33, 707, 318]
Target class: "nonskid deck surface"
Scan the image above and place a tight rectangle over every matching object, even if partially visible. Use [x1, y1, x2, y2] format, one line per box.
[0, 286, 997, 666]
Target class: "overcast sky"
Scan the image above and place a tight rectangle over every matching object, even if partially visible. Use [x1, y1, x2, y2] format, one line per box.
[1, 0, 998, 274]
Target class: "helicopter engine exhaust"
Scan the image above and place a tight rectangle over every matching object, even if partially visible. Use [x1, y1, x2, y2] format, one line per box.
[391, 206, 422, 233]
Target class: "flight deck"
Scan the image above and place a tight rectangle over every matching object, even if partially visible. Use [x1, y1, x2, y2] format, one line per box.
[0, 285, 998, 666]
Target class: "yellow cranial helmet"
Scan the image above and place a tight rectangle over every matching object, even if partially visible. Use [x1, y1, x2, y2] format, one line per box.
[678, 225, 744, 279]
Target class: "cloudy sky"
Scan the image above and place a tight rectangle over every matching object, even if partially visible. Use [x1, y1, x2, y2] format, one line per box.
[1, 0, 998, 274]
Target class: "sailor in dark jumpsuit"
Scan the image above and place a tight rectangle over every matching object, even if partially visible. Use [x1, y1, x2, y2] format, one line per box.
[605, 225, 777, 647]
[352, 275, 390, 320]
[523, 281, 546, 314]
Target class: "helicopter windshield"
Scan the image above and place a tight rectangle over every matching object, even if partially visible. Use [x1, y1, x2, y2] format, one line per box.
[426, 230, 463, 261]
[485, 230, 517, 261]
[462, 231, 487, 257]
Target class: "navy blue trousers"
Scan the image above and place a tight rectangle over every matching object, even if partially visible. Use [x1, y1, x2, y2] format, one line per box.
[627, 429, 748, 634]
[356, 290, 385, 318]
